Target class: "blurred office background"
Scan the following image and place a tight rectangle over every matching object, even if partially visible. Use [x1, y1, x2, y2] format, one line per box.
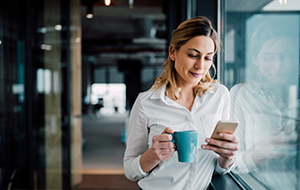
[0, 0, 299, 189]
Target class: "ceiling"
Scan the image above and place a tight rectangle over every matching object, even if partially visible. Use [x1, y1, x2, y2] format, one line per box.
[80, 0, 281, 66]
[81, 0, 167, 66]
[225, 0, 272, 12]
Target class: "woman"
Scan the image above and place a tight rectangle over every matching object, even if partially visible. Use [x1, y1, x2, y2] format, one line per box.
[230, 17, 298, 189]
[124, 16, 239, 190]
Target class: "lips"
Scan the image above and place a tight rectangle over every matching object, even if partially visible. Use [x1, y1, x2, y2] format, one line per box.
[189, 71, 202, 78]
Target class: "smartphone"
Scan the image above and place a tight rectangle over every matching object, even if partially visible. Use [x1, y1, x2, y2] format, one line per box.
[210, 120, 239, 140]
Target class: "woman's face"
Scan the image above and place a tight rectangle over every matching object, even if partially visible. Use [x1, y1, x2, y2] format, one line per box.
[170, 36, 215, 88]
[255, 37, 298, 84]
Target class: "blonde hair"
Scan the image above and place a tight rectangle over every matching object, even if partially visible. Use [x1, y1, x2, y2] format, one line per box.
[151, 16, 219, 99]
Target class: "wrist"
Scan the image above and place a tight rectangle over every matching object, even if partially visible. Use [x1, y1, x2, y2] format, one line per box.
[242, 149, 258, 168]
[140, 148, 161, 172]
[219, 156, 235, 169]
[252, 150, 266, 166]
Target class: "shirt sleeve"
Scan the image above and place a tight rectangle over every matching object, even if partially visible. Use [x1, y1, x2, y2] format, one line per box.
[230, 85, 259, 173]
[221, 85, 230, 120]
[214, 156, 235, 175]
[123, 94, 149, 181]
[211, 85, 235, 174]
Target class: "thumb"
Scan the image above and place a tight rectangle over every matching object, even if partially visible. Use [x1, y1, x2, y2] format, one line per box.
[269, 126, 284, 135]
[162, 127, 174, 134]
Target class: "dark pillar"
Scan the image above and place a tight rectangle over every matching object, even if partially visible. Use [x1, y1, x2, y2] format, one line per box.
[118, 59, 142, 110]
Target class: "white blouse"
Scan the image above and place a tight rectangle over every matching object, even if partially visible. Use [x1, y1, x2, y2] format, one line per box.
[230, 83, 297, 190]
[123, 82, 233, 190]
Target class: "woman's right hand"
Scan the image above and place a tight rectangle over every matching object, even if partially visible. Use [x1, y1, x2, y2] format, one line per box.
[244, 126, 297, 167]
[254, 127, 297, 162]
[151, 127, 176, 161]
[140, 127, 175, 172]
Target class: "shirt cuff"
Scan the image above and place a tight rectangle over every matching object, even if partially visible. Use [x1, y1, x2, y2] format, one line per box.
[235, 151, 260, 174]
[215, 157, 235, 175]
[131, 155, 148, 178]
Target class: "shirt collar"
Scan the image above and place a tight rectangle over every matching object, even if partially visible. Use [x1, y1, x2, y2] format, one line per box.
[239, 82, 278, 104]
[149, 83, 216, 101]
[149, 85, 166, 100]
[242, 82, 272, 94]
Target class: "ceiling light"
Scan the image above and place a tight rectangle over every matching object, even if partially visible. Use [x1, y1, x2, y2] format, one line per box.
[0, 40, 2, 45]
[104, 0, 111, 6]
[86, 4, 93, 19]
[41, 44, 52, 51]
[54, 24, 62, 31]
[75, 37, 81, 43]
[38, 27, 47, 33]
[86, 14, 93, 19]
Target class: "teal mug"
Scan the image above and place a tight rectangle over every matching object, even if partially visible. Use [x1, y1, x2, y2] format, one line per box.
[168, 130, 198, 163]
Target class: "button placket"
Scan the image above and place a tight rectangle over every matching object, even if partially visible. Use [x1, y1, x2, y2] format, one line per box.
[185, 111, 198, 131]
[197, 116, 207, 149]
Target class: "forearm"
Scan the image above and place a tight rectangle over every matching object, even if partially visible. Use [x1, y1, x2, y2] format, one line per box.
[242, 147, 260, 168]
[140, 147, 161, 173]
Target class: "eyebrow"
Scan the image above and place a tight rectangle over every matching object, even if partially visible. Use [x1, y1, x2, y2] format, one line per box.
[188, 48, 214, 55]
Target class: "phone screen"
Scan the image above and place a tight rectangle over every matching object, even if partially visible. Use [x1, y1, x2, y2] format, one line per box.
[210, 120, 239, 140]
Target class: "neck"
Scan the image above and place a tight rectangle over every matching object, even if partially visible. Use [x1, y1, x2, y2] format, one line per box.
[178, 85, 195, 100]
[173, 84, 196, 111]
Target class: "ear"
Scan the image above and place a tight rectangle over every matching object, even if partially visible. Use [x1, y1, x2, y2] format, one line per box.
[169, 45, 176, 61]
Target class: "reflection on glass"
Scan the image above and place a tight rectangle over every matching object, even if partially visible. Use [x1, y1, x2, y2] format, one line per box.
[37, 68, 44, 93]
[230, 14, 300, 189]
[44, 69, 51, 94]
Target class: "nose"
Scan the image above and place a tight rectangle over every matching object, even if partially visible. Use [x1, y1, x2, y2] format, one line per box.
[194, 58, 204, 70]
[270, 55, 287, 74]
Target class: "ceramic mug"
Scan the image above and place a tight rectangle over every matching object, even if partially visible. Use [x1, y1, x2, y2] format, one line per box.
[168, 130, 198, 163]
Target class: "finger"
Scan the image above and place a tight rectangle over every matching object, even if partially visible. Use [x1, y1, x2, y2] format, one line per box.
[202, 144, 236, 157]
[284, 133, 297, 143]
[205, 138, 239, 151]
[159, 153, 174, 161]
[160, 148, 176, 155]
[215, 133, 239, 143]
[154, 148, 175, 161]
[284, 125, 296, 134]
[158, 142, 175, 149]
[270, 125, 284, 135]
[161, 127, 174, 141]
[162, 127, 175, 134]
[152, 134, 173, 143]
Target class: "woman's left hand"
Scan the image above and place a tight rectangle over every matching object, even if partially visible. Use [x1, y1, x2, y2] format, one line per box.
[201, 133, 239, 169]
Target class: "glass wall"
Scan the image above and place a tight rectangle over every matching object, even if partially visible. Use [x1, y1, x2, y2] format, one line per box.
[0, 0, 29, 189]
[220, 0, 300, 189]
[0, 0, 82, 189]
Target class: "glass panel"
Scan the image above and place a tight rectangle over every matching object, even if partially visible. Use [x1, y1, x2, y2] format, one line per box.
[0, 0, 29, 189]
[0, 0, 81, 189]
[220, 0, 300, 189]
[42, 0, 63, 188]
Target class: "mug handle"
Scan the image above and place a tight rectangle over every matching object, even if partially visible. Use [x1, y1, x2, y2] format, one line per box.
[166, 132, 175, 143]
[166, 132, 176, 150]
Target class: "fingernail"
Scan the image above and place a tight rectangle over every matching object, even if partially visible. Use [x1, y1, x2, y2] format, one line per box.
[205, 139, 210, 143]
[219, 133, 224, 137]
[201, 145, 206, 149]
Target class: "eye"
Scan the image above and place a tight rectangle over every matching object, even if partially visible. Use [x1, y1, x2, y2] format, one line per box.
[205, 57, 213, 61]
[188, 54, 198, 58]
